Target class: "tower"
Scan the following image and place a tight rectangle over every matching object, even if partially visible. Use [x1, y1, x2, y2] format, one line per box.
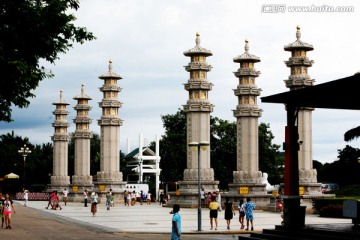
[170, 33, 218, 207]
[284, 26, 319, 187]
[50, 90, 70, 190]
[72, 84, 93, 189]
[226, 39, 268, 206]
[96, 60, 126, 193]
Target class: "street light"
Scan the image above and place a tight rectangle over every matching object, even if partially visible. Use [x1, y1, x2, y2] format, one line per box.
[18, 144, 31, 186]
[188, 141, 209, 232]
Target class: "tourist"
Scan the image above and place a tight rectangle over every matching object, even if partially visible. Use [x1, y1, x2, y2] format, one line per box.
[209, 195, 219, 230]
[91, 192, 98, 216]
[45, 190, 54, 209]
[140, 190, 144, 205]
[245, 197, 255, 231]
[83, 189, 88, 207]
[62, 188, 69, 206]
[201, 188, 205, 205]
[106, 191, 112, 210]
[238, 199, 245, 230]
[171, 204, 181, 240]
[109, 188, 114, 207]
[126, 192, 131, 207]
[159, 192, 164, 206]
[207, 192, 212, 204]
[216, 189, 222, 211]
[224, 197, 235, 230]
[146, 192, 151, 205]
[24, 189, 29, 207]
[2, 193, 16, 229]
[50, 190, 58, 210]
[0, 193, 4, 228]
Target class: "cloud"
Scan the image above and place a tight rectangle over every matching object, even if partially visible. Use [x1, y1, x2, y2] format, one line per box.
[1, 0, 360, 164]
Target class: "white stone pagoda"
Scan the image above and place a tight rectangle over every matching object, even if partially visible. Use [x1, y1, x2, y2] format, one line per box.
[50, 90, 70, 191]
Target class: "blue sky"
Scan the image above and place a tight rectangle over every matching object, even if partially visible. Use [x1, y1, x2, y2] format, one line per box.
[1, 0, 360, 163]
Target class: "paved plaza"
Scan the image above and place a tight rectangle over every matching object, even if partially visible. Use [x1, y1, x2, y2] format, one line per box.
[0, 200, 352, 239]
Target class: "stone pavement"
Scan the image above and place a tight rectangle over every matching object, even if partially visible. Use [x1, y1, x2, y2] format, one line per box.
[0, 200, 352, 239]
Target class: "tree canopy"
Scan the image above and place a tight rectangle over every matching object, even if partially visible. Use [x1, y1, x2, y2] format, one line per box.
[0, 0, 95, 122]
[155, 109, 283, 189]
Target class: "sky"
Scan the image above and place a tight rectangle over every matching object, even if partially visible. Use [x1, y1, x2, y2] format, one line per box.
[1, 0, 360, 164]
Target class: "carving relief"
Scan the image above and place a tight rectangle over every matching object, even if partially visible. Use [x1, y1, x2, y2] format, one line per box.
[233, 171, 263, 184]
[183, 168, 214, 181]
[299, 168, 317, 183]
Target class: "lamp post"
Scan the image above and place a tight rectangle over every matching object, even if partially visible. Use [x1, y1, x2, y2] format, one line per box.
[188, 141, 209, 232]
[18, 144, 31, 187]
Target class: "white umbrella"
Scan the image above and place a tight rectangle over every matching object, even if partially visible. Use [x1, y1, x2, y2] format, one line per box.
[4, 173, 20, 179]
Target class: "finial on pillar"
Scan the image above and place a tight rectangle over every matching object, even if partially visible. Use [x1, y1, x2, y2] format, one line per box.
[296, 25, 301, 40]
[245, 38, 249, 53]
[109, 60, 113, 72]
[81, 83, 84, 93]
[60, 89, 63, 100]
[196, 32, 200, 46]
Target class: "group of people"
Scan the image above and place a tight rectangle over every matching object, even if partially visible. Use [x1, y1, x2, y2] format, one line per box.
[208, 194, 256, 231]
[45, 190, 63, 210]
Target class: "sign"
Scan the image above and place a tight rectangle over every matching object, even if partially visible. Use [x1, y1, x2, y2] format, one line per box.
[72, 186, 78, 192]
[99, 185, 105, 191]
[299, 187, 304, 195]
[239, 187, 249, 194]
[175, 190, 180, 196]
[272, 190, 278, 197]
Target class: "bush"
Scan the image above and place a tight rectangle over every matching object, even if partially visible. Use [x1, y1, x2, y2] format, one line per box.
[318, 205, 343, 218]
[313, 198, 347, 213]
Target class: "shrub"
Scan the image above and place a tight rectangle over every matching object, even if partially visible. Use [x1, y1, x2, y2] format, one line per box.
[318, 205, 343, 218]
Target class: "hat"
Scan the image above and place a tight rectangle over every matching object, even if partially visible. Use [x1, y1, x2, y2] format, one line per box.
[91, 192, 96, 196]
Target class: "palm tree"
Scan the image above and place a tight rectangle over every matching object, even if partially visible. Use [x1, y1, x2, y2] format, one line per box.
[344, 127, 360, 142]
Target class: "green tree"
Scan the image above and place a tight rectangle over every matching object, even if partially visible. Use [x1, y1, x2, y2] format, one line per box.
[258, 123, 282, 185]
[321, 145, 360, 186]
[157, 109, 187, 183]
[210, 117, 236, 190]
[0, 0, 95, 122]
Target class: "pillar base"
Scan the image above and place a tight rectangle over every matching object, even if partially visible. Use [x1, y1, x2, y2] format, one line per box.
[165, 180, 219, 208]
[283, 197, 306, 228]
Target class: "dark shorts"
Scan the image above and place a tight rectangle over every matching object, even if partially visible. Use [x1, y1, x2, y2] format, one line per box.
[210, 209, 218, 218]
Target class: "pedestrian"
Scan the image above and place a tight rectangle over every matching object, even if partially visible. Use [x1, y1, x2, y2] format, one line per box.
[171, 204, 181, 240]
[160, 192, 164, 206]
[140, 190, 144, 205]
[55, 191, 62, 210]
[209, 195, 219, 230]
[45, 191, 53, 209]
[91, 192, 98, 216]
[106, 191, 111, 210]
[123, 190, 127, 206]
[2, 193, 16, 229]
[216, 189, 222, 211]
[109, 189, 114, 207]
[224, 197, 235, 230]
[126, 192, 131, 207]
[238, 199, 245, 230]
[83, 189, 88, 207]
[0, 193, 4, 228]
[245, 197, 255, 231]
[146, 192, 151, 205]
[23, 189, 29, 207]
[200, 188, 205, 206]
[50, 190, 58, 210]
[207, 192, 212, 204]
[62, 188, 69, 206]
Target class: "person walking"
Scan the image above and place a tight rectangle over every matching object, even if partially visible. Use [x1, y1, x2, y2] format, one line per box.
[62, 188, 69, 206]
[224, 197, 235, 230]
[23, 189, 29, 207]
[216, 190, 222, 211]
[90, 192, 98, 216]
[146, 192, 151, 205]
[171, 204, 181, 240]
[209, 195, 219, 230]
[83, 189, 88, 207]
[140, 190, 144, 205]
[245, 197, 255, 231]
[106, 191, 112, 210]
[238, 199, 245, 230]
[2, 193, 16, 229]
[0, 193, 4, 228]
[109, 189, 114, 207]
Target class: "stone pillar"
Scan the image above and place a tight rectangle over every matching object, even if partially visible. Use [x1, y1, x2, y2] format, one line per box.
[283, 26, 321, 200]
[50, 90, 70, 191]
[226, 39, 269, 208]
[95, 60, 126, 197]
[72, 84, 93, 192]
[169, 33, 219, 207]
